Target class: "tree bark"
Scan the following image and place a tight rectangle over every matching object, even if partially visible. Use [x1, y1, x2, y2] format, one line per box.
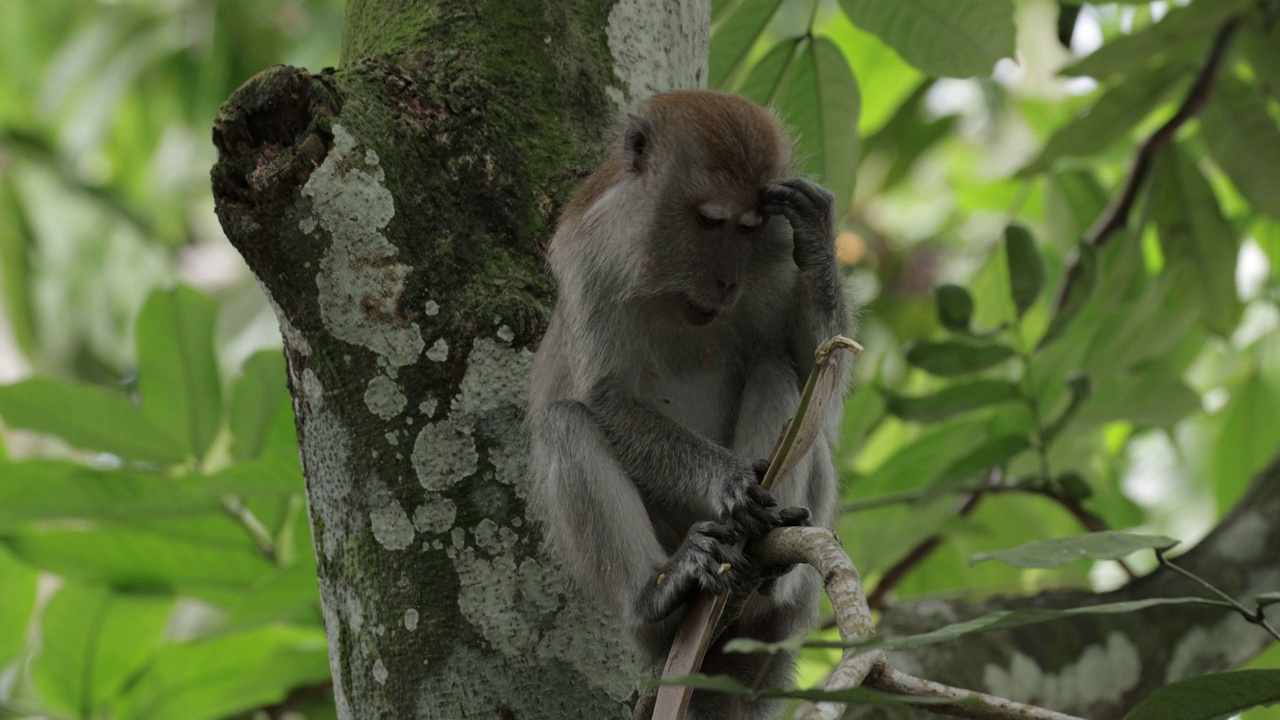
[210, 1, 707, 717]
[848, 451, 1280, 720]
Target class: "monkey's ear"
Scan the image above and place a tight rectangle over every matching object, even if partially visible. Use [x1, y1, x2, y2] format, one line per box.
[623, 114, 653, 174]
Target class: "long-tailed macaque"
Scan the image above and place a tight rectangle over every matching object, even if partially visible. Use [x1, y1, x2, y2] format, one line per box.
[528, 90, 850, 720]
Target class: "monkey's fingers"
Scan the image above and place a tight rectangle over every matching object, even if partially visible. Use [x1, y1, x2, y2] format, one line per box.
[777, 506, 811, 527]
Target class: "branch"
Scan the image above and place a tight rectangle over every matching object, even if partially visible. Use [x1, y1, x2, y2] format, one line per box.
[752, 527, 1087, 720]
[867, 666, 1085, 720]
[1082, 18, 1242, 250]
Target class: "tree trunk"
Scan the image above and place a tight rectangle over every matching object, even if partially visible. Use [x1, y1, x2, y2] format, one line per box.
[848, 453, 1280, 720]
[210, 1, 707, 716]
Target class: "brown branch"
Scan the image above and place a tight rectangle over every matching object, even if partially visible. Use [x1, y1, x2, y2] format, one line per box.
[754, 527, 1087, 720]
[1083, 18, 1242, 249]
[866, 491, 985, 611]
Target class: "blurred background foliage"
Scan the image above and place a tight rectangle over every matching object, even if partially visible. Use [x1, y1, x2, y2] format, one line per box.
[0, 0, 1277, 718]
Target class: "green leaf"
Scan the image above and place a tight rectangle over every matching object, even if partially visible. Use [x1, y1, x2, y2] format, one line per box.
[0, 462, 217, 529]
[928, 434, 1029, 492]
[1125, 670, 1280, 720]
[1242, 24, 1280, 102]
[1054, 471, 1092, 502]
[1048, 169, 1109, 242]
[0, 545, 37, 667]
[114, 626, 329, 720]
[1063, 0, 1255, 80]
[1201, 74, 1280, 218]
[769, 37, 861, 215]
[0, 183, 38, 360]
[6, 525, 276, 596]
[229, 350, 296, 461]
[1021, 61, 1186, 175]
[0, 455, 298, 530]
[1004, 224, 1044, 317]
[31, 585, 171, 718]
[934, 284, 973, 332]
[0, 379, 184, 463]
[136, 286, 223, 460]
[970, 531, 1177, 568]
[1075, 371, 1201, 427]
[807, 597, 1236, 653]
[709, 0, 786, 88]
[1211, 374, 1280, 510]
[1038, 242, 1098, 350]
[839, 0, 1015, 78]
[1042, 372, 1091, 443]
[1150, 145, 1242, 337]
[905, 339, 1016, 377]
[656, 672, 957, 705]
[883, 380, 1021, 423]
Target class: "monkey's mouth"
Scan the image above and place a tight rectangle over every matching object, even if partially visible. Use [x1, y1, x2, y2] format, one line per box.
[679, 299, 721, 327]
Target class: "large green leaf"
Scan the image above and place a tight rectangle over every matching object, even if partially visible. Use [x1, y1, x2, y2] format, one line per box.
[1150, 145, 1242, 337]
[0, 545, 36, 668]
[0, 378, 184, 463]
[1075, 371, 1201, 427]
[839, 0, 1015, 78]
[709, 0, 786, 89]
[883, 380, 1021, 423]
[1021, 61, 1187, 175]
[742, 37, 860, 214]
[1038, 243, 1098, 350]
[1201, 74, 1280, 218]
[228, 350, 296, 461]
[0, 454, 298, 530]
[136, 286, 223, 461]
[1211, 374, 1280, 510]
[1063, 0, 1255, 80]
[0, 462, 218, 529]
[114, 626, 330, 720]
[970, 531, 1177, 568]
[31, 585, 171, 718]
[926, 434, 1030, 492]
[905, 339, 1016, 377]
[5, 525, 276, 595]
[1126, 670, 1280, 720]
[787, 596, 1236, 655]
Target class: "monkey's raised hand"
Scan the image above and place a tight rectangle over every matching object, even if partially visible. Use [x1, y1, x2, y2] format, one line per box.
[719, 458, 813, 541]
[761, 178, 836, 272]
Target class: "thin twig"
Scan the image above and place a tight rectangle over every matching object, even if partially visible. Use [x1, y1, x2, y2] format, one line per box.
[1157, 550, 1280, 642]
[868, 665, 1086, 720]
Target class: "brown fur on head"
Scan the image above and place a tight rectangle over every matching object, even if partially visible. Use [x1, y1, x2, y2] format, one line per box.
[558, 90, 792, 230]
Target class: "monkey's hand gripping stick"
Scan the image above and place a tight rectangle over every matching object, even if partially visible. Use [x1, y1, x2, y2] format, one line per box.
[650, 335, 863, 720]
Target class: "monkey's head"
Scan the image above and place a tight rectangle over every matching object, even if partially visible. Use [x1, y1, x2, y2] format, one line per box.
[556, 90, 794, 328]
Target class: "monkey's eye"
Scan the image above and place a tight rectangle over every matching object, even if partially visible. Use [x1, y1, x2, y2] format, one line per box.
[696, 212, 726, 229]
[738, 221, 760, 234]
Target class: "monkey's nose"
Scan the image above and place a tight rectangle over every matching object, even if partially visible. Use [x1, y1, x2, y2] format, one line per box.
[716, 279, 739, 302]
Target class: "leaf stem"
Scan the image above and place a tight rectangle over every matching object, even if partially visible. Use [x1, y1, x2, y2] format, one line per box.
[1157, 549, 1280, 642]
[221, 494, 280, 565]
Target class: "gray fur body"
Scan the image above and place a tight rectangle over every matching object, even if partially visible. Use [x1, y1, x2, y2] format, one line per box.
[527, 91, 850, 720]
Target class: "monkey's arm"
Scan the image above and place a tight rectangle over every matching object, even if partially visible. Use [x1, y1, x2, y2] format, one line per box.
[587, 381, 785, 539]
[762, 178, 849, 364]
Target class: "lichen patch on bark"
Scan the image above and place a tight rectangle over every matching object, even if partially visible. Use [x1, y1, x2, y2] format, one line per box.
[302, 124, 424, 368]
[983, 631, 1140, 709]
